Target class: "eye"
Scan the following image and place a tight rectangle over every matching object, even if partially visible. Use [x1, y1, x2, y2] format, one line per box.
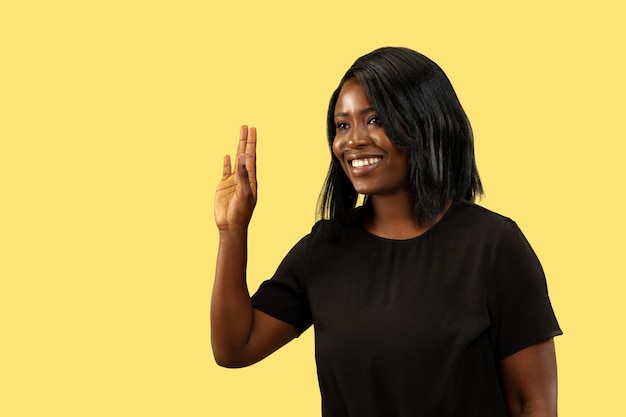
[336, 122, 349, 130]
[368, 116, 381, 125]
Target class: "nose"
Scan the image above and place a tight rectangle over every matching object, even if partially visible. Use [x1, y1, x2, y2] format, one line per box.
[346, 123, 370, 150]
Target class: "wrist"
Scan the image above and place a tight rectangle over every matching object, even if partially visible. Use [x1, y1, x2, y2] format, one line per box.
[218, 226, 248, 240]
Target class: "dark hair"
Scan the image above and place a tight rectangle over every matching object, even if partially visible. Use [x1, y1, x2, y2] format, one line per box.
[317, 47, 483, 229]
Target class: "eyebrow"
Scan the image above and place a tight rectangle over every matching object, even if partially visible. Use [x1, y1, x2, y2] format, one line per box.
[334, 107, 377, 118]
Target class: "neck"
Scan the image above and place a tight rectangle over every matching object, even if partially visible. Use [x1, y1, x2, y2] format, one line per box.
[363, 195, 451, 240]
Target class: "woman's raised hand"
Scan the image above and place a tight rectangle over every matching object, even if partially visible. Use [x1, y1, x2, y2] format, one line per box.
[214, 126, 258, 231]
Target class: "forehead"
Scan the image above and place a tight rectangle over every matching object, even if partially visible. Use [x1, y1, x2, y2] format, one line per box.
[335, 78, 372, 111]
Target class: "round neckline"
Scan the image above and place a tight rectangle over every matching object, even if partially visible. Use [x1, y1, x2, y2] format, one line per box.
[355, 201, 461, 243]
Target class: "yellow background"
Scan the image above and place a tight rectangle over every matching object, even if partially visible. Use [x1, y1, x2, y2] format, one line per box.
[1, 1, 624, 415]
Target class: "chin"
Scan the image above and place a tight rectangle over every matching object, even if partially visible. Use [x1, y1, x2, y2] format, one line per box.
[353, 187, 379, 196]
[350, 184, 373, 195]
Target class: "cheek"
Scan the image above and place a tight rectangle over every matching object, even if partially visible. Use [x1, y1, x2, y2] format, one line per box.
[391, 150, 410, 179]
[331, 137, 344, 160]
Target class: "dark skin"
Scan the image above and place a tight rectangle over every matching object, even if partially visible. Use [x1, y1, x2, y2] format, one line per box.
[212, 126, 297, 368]
[500, 338, 558, 417]
[212, 100, 558, 415]
[331, 77, 431, 239]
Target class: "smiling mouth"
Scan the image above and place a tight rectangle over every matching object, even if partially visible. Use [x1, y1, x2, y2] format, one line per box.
[350, 157, 382, 168]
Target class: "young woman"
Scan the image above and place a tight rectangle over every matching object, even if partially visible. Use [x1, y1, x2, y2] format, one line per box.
[212, 47, 561, 416]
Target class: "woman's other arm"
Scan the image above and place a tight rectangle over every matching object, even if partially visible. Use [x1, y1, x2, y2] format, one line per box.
[211, 126, 297, 368]
[499, 337, 558, 417]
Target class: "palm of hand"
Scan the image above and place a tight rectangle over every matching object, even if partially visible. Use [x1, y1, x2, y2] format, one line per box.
[214, 126, 258, 231]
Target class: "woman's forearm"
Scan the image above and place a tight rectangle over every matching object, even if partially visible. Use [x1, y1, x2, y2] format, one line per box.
[210, 228, 254, 366]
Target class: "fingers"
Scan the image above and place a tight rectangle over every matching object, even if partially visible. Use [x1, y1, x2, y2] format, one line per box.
[221, 126, 246, 181]
[245, 126, 257, 158]
[224, 126, 254, 180]
[233, 126, 257, 200]
[244, 127, 257, 196]
[222, 155, 232, 180]
[236, 125, 248, 158]
[225, 125, 258, 200]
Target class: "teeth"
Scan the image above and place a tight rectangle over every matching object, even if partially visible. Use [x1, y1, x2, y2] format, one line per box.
[351, 157, 381, 167]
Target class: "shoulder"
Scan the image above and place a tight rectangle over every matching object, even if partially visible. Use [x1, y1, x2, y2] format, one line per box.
[285, 220, 340, 255]
[307, 208, 365, 243]
[445, 201, 520, 235]
[436, 201, 531, 258]
[450, 200, 513, 224]
[307, 219, 351, 246]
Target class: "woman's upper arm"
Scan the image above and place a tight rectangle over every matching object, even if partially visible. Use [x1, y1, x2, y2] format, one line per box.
[499, 337, 558, 417]
[214, 308, 298, 368]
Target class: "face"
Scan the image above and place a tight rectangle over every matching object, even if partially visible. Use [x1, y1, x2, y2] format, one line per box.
[332, 78, 411, 197]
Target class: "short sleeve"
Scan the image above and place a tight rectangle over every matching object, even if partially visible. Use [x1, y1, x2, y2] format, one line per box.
[251, 234, 313, 336]
[488, 220, 562, 359]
